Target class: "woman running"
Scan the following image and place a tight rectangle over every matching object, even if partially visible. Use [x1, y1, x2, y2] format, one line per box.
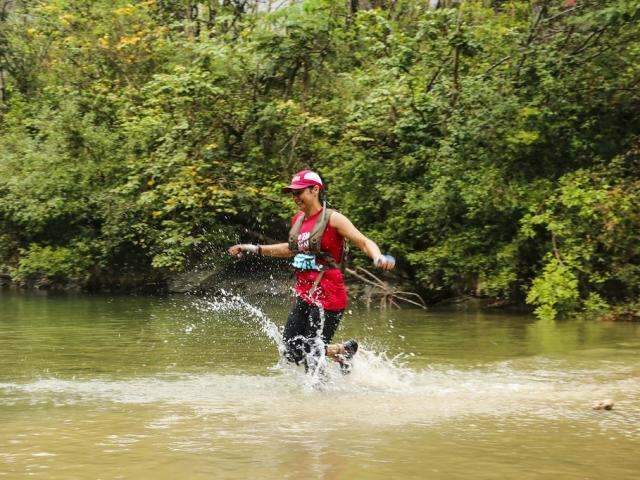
[228, 170, 394, 371]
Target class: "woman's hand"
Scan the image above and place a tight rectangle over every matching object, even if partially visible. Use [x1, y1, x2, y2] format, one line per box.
[228, 244, 258, 257]
[374, 255, 395, 271]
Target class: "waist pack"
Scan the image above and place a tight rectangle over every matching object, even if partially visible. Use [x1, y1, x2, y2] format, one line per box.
[291, 253, 319, 271]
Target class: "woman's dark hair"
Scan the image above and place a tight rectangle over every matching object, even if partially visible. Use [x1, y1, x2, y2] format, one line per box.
[317, 172, 329, 205]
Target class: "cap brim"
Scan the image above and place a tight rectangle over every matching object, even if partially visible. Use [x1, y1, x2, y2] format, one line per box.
[281, 182, 308, 193]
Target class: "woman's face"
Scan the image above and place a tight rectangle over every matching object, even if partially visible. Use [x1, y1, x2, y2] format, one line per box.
[291, 186, 319, 209]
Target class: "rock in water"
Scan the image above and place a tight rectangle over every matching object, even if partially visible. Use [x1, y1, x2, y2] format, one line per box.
[592, 399, 614, 410]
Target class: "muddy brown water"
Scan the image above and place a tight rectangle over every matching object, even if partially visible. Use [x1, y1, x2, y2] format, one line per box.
[1, 291, 639, 479]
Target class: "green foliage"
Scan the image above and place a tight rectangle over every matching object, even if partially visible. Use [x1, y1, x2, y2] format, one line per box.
[0, 0, 639, 318]
[522, 150, 640, 318]
[526, 258, 580, 321]
[14, 243, 92, 283]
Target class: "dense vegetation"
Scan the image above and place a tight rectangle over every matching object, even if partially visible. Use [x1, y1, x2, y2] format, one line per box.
[0, 0, 638, 319]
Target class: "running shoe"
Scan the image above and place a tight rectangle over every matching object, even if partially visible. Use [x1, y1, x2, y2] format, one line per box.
[338, 339, 358, 375]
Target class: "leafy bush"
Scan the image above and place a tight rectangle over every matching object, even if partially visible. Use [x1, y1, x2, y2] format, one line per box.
[522, 150, 640, 318]
[14, 244, 93, 284]
[0, 0, 639, 318]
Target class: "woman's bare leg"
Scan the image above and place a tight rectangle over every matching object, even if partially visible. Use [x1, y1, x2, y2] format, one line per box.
[325, 343, 346, 360]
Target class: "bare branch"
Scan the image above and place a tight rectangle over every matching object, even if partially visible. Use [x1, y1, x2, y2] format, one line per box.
[394, 290, 427, 307]
[426, 57, 450, 93]
[344, 267, 385, 289]
[354, 266, 387, 287]
[393, 294, 427, 309]
[515, 6, 546, 79]
[571, 27, 607, 55]
[480, 55, 511, 78]
[543, 5, 582, 24]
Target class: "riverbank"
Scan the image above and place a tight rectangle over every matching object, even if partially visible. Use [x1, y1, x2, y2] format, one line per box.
[2, 264, 637, 321]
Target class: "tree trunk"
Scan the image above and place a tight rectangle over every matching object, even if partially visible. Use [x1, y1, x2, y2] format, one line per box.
[0, 69, 5, 106]
[451, 7, 462, 106]
[0, 0, 13, 104]
[349, 0, 358, 15]
[192, 3, 201, 40]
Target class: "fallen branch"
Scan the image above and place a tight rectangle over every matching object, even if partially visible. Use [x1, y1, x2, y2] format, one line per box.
[355, 266, 387, 288]
[395, 290, 428, 307]
[344, 267, 383, 289]
[392, 294, 428, 309]
[344, 266, 427, 310]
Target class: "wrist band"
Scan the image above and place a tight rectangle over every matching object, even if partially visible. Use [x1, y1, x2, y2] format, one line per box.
[243, 244, 259, 254]
[257, 245, 262, 256]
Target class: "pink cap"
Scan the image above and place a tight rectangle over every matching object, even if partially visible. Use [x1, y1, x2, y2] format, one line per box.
[281, 170, 323, 193]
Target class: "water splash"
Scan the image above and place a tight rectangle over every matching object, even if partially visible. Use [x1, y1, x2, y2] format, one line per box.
[1, 356, 638, 431]
[4, 292, 627, 430]
[192, 290, 334, 385]
[193, 289, 285, 354]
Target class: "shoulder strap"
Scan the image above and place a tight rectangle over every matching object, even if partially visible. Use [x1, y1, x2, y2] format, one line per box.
[307, 207, 334, 253]
[288, 213, 305, 253]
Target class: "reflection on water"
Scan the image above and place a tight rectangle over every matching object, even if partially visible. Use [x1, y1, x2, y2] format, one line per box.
[0, 291, 639, 479]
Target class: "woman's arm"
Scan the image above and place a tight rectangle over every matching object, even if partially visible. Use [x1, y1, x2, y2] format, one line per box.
[260, 243, 295, 258]
[330, 212, 394, 270]
[228, 242, 294, 258]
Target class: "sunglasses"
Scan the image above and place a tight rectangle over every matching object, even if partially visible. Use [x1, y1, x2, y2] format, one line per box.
[290, 187, 311, 196]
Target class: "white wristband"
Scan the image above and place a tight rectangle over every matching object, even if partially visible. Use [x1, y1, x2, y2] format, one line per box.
[242, 244, 259, 254]
[374, 254, 395, 268]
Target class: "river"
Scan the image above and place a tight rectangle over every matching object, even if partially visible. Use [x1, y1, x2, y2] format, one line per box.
[1, 291, 639, 479]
